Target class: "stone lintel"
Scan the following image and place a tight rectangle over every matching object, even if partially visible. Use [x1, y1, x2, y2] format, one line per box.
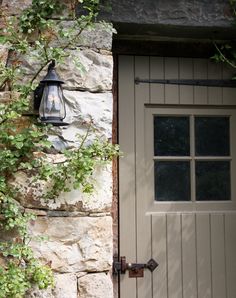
[98, 0, 236, 40]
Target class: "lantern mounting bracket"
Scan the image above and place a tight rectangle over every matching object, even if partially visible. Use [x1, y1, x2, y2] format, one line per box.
[34, 82, 44, 111]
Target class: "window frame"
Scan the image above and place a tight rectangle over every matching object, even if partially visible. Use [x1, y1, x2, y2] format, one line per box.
[144, 107, 236, 213]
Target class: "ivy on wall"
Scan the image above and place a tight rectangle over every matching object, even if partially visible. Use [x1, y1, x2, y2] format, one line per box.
[0, 0, 118, 296]
[212, 0, 236, 73]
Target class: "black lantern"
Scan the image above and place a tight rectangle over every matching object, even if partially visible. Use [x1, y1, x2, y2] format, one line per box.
[34, 60, 69, 126]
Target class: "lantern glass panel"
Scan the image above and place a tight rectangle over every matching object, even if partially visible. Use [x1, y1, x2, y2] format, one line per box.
[39, 83, 65, 120]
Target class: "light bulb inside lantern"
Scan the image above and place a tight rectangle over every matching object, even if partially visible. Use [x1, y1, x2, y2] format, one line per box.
[39, 83, 66, 121]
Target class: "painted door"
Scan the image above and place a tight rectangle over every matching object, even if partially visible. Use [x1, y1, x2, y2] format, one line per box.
[118, 55, 236, 298]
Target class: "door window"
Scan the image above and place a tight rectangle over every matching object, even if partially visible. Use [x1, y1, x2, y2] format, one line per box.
[154, 115, 231, 202]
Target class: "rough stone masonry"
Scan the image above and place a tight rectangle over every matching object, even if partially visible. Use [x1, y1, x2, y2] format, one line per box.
[0, 0, 114, 297]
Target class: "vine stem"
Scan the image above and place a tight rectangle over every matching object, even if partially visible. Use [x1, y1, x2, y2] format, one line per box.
[29, 60, 50, 86]
[61, 15, 95, 51]
[77, 119, 93, 152]
[62, 26, 85, 50]
[0, 78, 8, 91]
[0, 118, 7, 125]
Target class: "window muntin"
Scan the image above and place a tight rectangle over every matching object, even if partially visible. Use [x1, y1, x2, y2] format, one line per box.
[154, 115, 231, 202]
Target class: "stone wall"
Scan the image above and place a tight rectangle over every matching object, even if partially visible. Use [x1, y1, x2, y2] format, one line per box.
[0, 1, 115, 297]
[101, 0, 233, 27]
[100, 0, 236, 40]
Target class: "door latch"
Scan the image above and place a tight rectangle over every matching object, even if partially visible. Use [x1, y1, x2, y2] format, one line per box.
[113, 255, 158, 278]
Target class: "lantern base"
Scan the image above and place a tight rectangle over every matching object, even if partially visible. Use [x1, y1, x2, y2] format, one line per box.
[40, 117, 69, 126]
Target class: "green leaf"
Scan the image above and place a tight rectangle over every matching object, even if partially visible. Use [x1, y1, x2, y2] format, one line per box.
[0, 36, 7, 44]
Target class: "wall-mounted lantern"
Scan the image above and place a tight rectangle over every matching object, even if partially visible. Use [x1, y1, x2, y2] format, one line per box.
[34, 60, 69, 126]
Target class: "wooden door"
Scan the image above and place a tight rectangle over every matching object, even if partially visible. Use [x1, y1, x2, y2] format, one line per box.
[118, 55, 236, 298]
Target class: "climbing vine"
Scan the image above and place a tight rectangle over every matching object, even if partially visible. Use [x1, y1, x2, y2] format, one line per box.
[0, 0, 118, 296]
[212, 0, 236, 73]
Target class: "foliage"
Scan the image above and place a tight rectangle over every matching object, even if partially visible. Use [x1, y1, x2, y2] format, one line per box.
[39, 136, 119, 199]
[212, 0, 236, 73]
[0, 0, 118, 297]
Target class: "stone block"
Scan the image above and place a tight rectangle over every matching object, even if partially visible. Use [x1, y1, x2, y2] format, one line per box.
[29, 216, 113, 273]
[0, 91, 11, 103]
[26, 287, 53, 298]
[54, 164, 113, 212]
[0, 91, 21, 103]
[78, 272, 113, 298]
[55, 0, 76, 19]
[59, 49, 113, 91]
[12, 163, 112, 212]
[63, 90, 113, 140]
[0, 45, 8, 66]
[1, 0, 32, 15]
[53, 273, 77, 298]
[78, 23, 113, 51]
[15, 48, 113, 92]
[58, 22, 113, 50]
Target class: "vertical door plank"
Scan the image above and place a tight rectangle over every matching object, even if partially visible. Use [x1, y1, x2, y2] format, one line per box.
[211, 214, 227, 298]
[179, 58, 194, 104]
[152, 214, 168, 298]
[182, 214, 197, 298]
[196, 214, 212, 298]
[225, 213, 236, 298]
[150, 57, 165, 104]
[223, 88, 236, 105]
[222, 65, 236, 105]
[135, 56, 152, 298]
[167, 213, 183, 298]
[118, 55, 137, 298]
[207, 61, 223, 105]
[193, 59, 208, 104]
[165, 57, 179, 104]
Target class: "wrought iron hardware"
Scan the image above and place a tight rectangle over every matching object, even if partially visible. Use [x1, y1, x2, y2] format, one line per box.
[113, 255, 158, 278]
[135, 77, 236, 88]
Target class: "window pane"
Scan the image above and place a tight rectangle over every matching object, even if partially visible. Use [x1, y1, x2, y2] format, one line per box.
[195, 117, 230, 156]
[196, 161, 230, 201]
[154, 116, 190, 156]
[155, 161, 191, 201]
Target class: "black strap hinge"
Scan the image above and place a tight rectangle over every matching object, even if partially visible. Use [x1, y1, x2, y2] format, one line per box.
[135, 78, 236, 88]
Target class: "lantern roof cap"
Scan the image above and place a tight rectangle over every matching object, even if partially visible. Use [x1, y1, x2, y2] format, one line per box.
[41, 60, 64, 84]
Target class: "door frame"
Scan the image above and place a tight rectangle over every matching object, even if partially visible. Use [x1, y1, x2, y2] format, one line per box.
[112, 40, 228, 298]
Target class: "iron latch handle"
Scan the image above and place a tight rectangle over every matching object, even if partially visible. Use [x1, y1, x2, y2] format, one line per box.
[126, 259, 158, 272]
[113, 255, 158, 277]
